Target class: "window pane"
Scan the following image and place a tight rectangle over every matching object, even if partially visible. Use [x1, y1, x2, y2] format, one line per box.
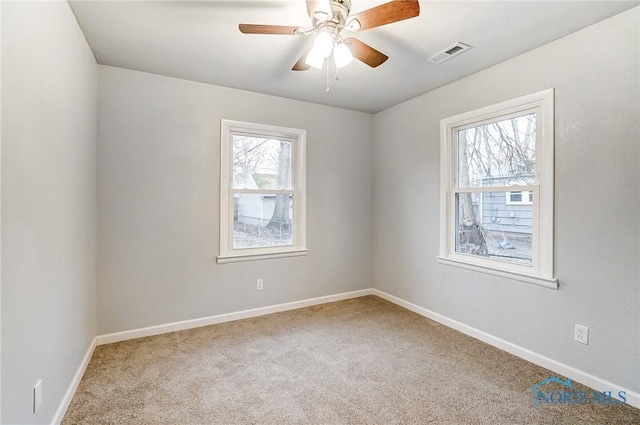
[455, 192, 532, 265]
[457, 113, 536, 188]
[510, 192, 522, 202]
[232, 135, 292, 190]
[233, 193, 294, 249]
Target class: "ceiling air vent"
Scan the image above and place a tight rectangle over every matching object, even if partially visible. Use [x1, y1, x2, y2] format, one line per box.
[427, 42, 472, 64]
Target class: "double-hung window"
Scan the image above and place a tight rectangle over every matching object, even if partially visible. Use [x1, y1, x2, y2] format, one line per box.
[438, 89, 556, 288]
[218, 120, 307, 263]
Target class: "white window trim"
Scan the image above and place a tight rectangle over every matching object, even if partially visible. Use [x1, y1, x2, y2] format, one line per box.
[218, 120, 308, 264]
[437, 89, 557, 289]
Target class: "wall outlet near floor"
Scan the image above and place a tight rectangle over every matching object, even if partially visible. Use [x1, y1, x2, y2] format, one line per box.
[33, 379, 43, 413]
[574, 324, 589, 345]
[256, 278, 263, 291]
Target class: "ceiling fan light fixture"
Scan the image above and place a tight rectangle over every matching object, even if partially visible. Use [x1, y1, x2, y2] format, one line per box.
[239, 0, 420, 75]
[305, 47, 325, 69]
[313, 31, 334, 58]
[333, 42, 353, 68]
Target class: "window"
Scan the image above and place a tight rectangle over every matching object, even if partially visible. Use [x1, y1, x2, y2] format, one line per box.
[506, 190, 533, 205]
[218, 120, 307, 263]
[438, 89, 556, 288]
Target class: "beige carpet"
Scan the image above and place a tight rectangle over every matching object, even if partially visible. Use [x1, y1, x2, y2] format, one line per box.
[63, 296, 640, 424]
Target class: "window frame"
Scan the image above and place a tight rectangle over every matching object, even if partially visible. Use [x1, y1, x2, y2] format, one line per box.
[218, 119, 308, 264]
[438, 89, 557, 289]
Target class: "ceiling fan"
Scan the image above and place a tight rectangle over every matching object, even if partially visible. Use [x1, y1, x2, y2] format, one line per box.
[239, 0, 420, 71]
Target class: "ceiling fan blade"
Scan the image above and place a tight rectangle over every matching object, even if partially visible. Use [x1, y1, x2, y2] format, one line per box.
[348, 0, 420, 31]
[292, 50, 311, 71]
[345, 38, 388, 68]
[239, 24, 300, 35]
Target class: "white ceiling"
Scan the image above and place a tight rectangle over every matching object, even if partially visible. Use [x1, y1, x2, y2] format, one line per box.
[69, 0, 639, 113]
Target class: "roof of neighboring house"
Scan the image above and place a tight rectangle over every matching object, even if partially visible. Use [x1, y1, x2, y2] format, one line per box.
[252, 173, 278, 190]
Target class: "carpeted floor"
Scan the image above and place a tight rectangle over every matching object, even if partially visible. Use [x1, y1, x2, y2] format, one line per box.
[63, 296, 640, 424]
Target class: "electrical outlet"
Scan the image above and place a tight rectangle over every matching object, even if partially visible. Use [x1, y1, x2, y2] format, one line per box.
[574, 324, 589, 345]
[33, 380, 42, 413]
[256, 279, 263, 291]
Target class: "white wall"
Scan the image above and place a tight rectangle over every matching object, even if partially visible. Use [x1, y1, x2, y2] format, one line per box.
[97, 66, 373, 334]
[373, 7, 640, 393]
[1, 2, 97, 424]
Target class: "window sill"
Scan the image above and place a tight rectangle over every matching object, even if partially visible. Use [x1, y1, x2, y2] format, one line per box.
[436, 256, 558, 289]
[217, 249, 309, 264]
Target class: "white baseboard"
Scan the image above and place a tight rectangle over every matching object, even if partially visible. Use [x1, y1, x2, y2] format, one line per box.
[96, 288, 374, 345]
[372, 289, 640, 410]
[51, 337, 97, 425]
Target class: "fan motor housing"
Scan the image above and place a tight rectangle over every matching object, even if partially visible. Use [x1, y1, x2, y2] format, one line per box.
[332, 0, 352, 24]
[312, 0, 352, 27]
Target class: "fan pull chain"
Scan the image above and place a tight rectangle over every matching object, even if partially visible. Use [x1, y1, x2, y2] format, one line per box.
[325, 60, 330, 92]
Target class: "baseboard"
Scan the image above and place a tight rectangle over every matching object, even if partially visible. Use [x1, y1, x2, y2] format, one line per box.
[51, 336, 97, 425]
[96, 288, 374, 345]
[372, 289, 640, 410]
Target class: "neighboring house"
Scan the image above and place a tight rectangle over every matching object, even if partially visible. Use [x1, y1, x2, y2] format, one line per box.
[480, 175, 534, 235]
[235, 173, 292, 228]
